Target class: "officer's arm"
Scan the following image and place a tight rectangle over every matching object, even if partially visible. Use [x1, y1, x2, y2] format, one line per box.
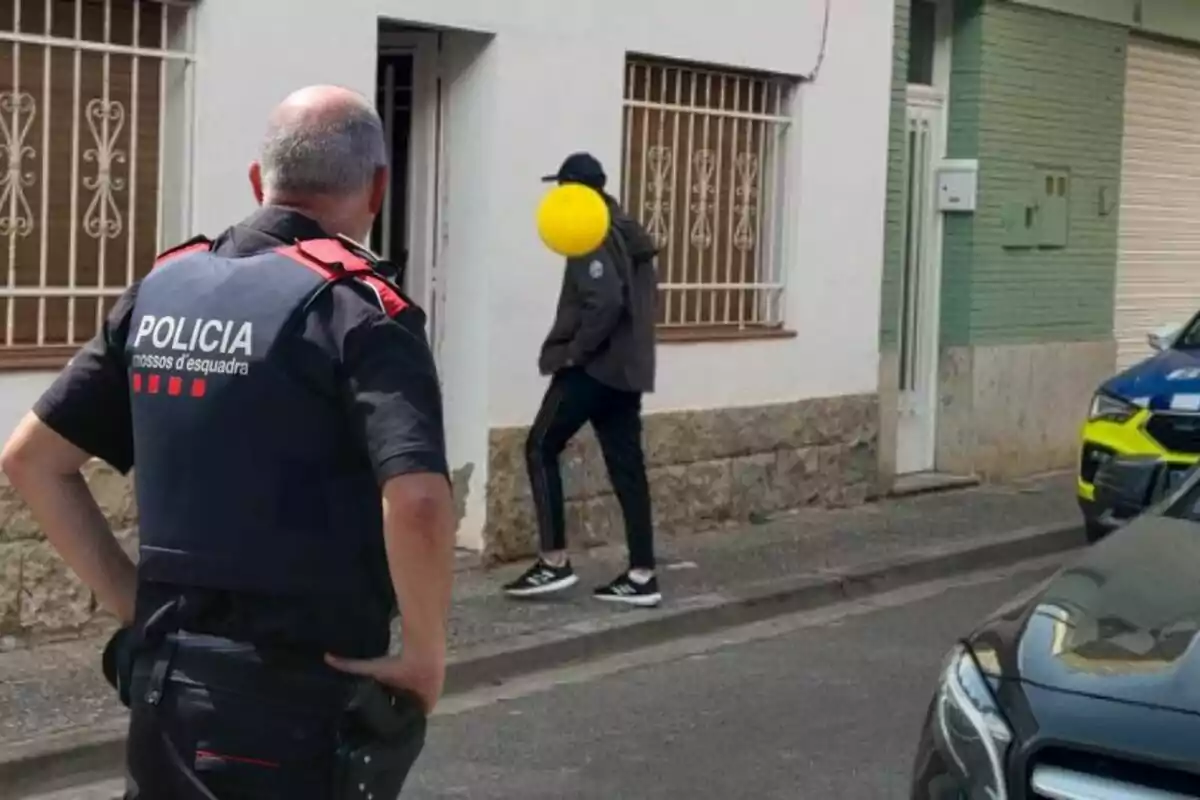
[0, 288, 139, 625]
[564, 245, 624, 365]
[381, 470, 455, 671]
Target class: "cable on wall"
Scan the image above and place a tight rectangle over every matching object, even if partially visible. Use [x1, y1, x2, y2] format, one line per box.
[803, 0, 833, 82]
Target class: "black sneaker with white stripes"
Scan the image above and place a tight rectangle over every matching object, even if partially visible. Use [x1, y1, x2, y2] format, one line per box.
[502, 559, 579, 598]
[593, 572, 662, 607]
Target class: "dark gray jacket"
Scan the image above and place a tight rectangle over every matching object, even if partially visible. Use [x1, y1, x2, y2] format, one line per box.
[538, 196, 659, 394]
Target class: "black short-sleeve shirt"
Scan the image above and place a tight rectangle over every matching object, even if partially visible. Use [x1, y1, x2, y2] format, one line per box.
[32, 208, 448, 658]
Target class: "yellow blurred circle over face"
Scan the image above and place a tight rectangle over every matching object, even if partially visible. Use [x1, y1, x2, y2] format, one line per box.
[536, 184, 611, 258]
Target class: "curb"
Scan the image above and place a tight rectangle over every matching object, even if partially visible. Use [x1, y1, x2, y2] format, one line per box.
[2, 721, 127, 799]
[444, 520, 1082, 693]
[1, 520, 1083, 797]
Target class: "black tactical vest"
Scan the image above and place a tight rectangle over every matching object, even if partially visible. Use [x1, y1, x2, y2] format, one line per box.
[127, 237, 406, 606]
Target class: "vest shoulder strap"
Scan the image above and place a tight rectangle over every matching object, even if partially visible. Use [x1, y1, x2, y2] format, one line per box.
[152, 235, 214, 269]
[274, 237, 409, 318]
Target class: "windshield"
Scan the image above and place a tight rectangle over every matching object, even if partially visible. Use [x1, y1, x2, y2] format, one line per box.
[1172, 312, 1200, 349]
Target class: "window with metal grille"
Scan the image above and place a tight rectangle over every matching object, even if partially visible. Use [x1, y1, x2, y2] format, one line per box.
[621, 56, 795, 332]
[0, 0, 195, 367]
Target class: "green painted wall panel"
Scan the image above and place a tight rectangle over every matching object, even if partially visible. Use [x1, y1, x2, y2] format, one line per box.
[939, 0, 985, 346]
[879, 0, 911, 349]
[1008, 0, 1200, 44]
[941, 0, 1126, 347]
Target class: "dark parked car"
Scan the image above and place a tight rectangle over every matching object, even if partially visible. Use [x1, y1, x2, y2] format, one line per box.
[910, 456, 1200, 799]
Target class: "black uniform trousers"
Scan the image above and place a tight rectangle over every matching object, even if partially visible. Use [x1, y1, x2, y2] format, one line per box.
[113, 627, 426, 800]
[525, 367, 655, 570]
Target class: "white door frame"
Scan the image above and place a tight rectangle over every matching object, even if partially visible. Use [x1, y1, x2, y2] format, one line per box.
[896, 87, 946, 475]
[895, 0, 953, 476]
[378, 30, 444, 361]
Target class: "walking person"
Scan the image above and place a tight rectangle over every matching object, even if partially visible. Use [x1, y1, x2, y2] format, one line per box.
[1, 85, 454, 798]
[503, 153, 662, 607]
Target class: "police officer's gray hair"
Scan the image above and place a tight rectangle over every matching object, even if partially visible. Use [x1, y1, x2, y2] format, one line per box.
[260, 101, 388, 197]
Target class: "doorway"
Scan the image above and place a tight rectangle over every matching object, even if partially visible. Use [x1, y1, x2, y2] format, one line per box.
[371, 53, 413, 272]
[894, 0, 952, 476]
[373, 26, 444, 361]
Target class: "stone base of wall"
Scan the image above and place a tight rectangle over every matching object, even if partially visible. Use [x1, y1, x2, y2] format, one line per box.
[0, 462, 137, 648]
[936, 340, 1116, 479]
[485, 394, 880, 562]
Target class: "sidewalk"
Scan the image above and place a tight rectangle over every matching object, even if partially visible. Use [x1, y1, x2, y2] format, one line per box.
[0, 472, 1081, 788]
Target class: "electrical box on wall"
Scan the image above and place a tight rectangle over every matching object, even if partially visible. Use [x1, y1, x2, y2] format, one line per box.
[935, 159, 978, 213]
[1036, 167, 1071, 249]
[1002, 165, 1073, 250]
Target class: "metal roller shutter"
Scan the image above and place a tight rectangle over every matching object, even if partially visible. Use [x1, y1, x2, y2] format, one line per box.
[1116, 38, 1200, 370]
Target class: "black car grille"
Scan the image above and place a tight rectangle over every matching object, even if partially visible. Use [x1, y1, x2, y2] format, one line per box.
[1080, 443, 1115, 484]
[1144, 413, 1200, 454]
[1029, 747, 1200, 798]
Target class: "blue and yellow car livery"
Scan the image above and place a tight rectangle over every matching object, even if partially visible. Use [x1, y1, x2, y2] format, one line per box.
[1079, 338, 1200, 540]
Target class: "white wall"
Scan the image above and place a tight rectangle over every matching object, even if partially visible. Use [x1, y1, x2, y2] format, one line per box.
[367, 0, 832, 78]
[0, 372, 55, 441]
[436, 33, 499, 550]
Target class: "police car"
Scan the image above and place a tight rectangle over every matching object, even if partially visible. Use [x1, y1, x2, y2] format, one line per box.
[1079, 317, 1200, 542]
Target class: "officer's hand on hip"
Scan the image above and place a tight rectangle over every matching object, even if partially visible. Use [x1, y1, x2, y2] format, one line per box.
[325, 651, 445, 715]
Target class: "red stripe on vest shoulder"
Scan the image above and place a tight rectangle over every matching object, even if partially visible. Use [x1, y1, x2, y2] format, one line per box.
[275, 239, 408, 317]
[275, 238, 372, 278]
[152, 237, 212, 269]
[359, 274, 408, 317]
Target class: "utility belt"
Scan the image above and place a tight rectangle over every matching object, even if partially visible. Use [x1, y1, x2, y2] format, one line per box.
[104, 619, 426, 799]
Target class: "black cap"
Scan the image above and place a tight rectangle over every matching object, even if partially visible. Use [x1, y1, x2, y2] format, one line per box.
[541, 152, 607, 191]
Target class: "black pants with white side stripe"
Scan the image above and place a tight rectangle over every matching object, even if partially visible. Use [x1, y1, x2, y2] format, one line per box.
[525, 368, 656, 570]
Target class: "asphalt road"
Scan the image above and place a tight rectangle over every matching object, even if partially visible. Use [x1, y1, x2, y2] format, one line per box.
[25, 559, 1058, 800]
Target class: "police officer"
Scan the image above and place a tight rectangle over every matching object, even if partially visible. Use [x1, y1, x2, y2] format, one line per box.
[0, 85, 454, 798]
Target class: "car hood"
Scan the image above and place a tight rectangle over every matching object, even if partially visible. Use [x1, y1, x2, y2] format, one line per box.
[967, 515, 1200, 715]
[1103, 347, 1200, 411]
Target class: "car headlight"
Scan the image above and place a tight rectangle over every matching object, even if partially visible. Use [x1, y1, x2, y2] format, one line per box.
[1088, 392, 1136, 424]
[934, 644, 1013, 800]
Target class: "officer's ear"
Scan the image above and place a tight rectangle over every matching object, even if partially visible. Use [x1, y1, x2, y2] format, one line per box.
[368, 165, 388, 215]
[249, 161, 266, 206]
